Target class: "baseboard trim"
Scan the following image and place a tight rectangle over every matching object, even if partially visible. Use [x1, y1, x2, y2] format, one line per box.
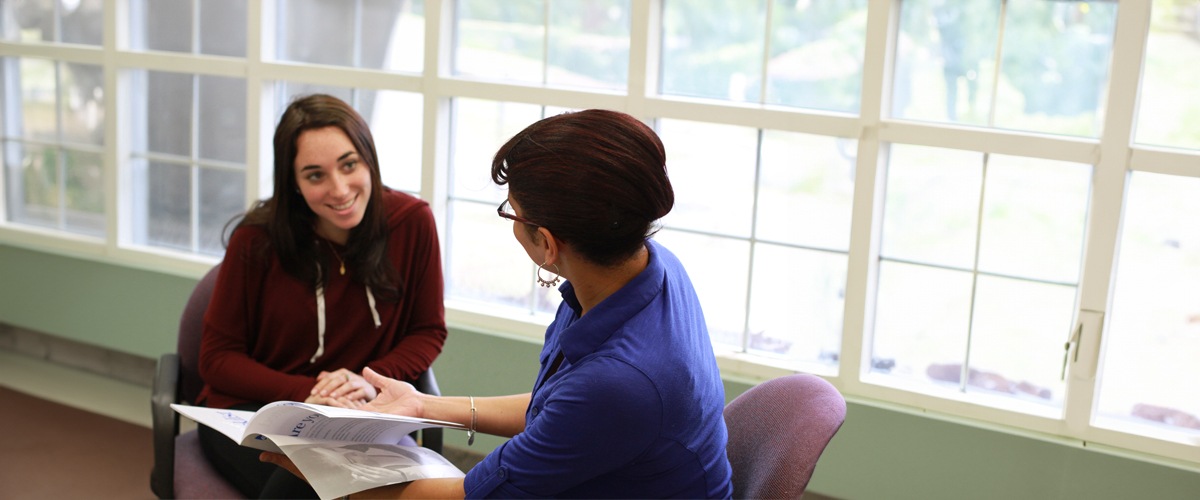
[0, 323, 157, 388]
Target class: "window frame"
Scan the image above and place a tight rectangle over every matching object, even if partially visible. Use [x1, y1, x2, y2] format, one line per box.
[0, 0, 1196, 469]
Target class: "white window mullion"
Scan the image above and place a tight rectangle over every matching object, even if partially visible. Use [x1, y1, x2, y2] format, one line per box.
[541, 0, 551, 85]
[1067, 0, 1154, 440]
[421, 0, 453, 253]
[839, 0, 897, 393]
[959, 154, 991, 391]
[247, 0, 271, 205]
[741, 129, 766, 354]
[624, 0, 660, 122]
[190, 73, 201, 253]
[757, 0, 775, 105]
[54, 61, 66, 230]
[191, 0, 201, 54]
[352, 0, 364, 68]
[104, 0, 128, 254]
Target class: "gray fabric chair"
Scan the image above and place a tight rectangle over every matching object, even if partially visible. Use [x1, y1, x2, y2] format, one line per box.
[151, 263, 443, 499]
[724, 374, 847, 499]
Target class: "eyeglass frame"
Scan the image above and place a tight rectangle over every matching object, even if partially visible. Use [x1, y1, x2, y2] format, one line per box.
[497, 199, 540, 228]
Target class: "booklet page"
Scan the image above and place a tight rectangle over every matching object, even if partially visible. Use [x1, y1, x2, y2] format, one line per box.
[268, 434, 465, 500]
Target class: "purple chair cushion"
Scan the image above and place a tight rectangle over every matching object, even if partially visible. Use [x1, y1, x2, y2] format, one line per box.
[724, 374, 847, 500]
[174, 430, 246, 499]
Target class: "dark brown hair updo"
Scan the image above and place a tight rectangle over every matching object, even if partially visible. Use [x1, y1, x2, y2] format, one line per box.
[234, 94, 398, 300]
[490, 109, 674, 267]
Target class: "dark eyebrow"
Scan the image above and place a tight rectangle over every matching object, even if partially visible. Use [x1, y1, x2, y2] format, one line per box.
[299, 151, 356, 171]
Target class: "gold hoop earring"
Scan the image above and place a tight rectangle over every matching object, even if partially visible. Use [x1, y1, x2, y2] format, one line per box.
[537, 262, 562, 288]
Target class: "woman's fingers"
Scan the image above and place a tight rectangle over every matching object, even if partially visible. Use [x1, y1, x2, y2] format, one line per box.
[361, 366, 387, 386]
[311, 368, 353, 396]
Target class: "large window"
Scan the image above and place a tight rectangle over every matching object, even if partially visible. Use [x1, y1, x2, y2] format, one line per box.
[2, 0, 1198, 466]
[870, 145, 1090, 416]
[2, 57, 105, 237]
[129, 70, 245, 255]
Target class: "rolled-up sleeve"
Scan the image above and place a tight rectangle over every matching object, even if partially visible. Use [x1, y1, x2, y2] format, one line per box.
[463, 357, 662, 499]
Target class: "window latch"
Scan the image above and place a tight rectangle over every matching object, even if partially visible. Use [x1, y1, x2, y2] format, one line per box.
[1060, 321, 1083, 381]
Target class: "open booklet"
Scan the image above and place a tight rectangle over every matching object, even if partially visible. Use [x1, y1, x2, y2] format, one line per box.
[173, 401, 467, 500]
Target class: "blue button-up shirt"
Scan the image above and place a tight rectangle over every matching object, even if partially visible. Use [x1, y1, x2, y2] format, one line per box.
[463, 240, 733, 499]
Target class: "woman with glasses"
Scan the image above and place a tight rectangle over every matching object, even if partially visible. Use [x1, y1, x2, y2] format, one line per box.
[265, 109, 733, 499]
[199, 94, 447, 499]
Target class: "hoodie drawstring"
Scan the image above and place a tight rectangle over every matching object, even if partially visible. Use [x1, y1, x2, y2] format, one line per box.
[310, 262, 383, 363]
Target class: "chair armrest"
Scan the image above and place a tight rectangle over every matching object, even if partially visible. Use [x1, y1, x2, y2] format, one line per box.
[150, 353, 181, 499]
[412, 369, 443, 454]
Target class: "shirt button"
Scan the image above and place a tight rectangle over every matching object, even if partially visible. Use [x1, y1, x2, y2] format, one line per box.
[532, 406, 539, 417]
[497, 468, 506, 478]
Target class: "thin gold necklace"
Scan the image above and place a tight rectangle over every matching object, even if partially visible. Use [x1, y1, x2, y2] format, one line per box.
[325, 239, 346, 275]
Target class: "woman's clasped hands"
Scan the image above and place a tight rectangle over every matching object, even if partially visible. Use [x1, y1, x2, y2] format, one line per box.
[305, 367, 378, 408]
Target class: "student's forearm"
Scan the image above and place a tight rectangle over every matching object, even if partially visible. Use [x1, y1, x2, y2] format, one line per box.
[420, 393, 531, 438]
[350, 477, 465, 499]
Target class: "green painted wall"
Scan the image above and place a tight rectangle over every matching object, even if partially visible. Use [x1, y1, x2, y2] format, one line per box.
[0, 244, 196, 358]
[3, 243, 1198, 499]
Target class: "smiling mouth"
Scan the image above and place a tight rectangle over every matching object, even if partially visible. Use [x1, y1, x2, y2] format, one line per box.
[329, 196, 356, 211]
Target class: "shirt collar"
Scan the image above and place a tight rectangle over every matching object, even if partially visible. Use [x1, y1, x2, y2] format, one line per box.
[557, 240, 666, 363]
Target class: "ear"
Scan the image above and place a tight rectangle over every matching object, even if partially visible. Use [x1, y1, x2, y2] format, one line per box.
[538, 227, 562, 265]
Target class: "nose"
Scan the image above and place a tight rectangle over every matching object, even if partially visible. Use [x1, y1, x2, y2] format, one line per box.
[330, 171, 350, 198]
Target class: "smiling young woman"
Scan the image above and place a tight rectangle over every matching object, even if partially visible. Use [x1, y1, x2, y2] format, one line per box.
[195, 94, 448, 499]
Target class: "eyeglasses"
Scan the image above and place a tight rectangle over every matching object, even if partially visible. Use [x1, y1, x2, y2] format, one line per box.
[497, 199, 539, 227]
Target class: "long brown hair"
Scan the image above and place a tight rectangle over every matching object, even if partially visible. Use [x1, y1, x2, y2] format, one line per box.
[234, 94, 399, 300]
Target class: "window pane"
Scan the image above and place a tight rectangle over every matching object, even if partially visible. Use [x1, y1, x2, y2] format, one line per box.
[60, 62, 103, 146]
[871, 261, 973, 387]
[144, 161, 191, 251]
[6, 0, 55, 42]
[450, 98, 541, 203]
[653, 230, 750, 351]
[766, 0, 868, 113]
[977, 155, 1091, 284]
[657, 119, 757, 238]
[892, 0, 1001, 126]
[199, 0, 247, 57]
[279, 0, 422, 71]
[20, 58, 57, 142]
[9, 142, 58, 228]
[60, 0, 103, 45]
[546, 0, 630, 90]
[198, 167, 244, 255]
[363, 0, 425, 73]
[447, 200, 534, 309]
[881, 144, 983, 269]
[1135, 0, 1200, 151]
[993, 0, 1117, 137]
[747, 243, 846, 366]
[661, 0, 766, 102]
[756, 130, 856, 251]
[454, 0, 545, 84]
[369, 90, 423, 193]
[144, 71, 192, 157]
[966, 275, 1073, 409]
[198, 75, 246, 163]
[139, 0, 191, 52]
[1097, 172, 1200, 440]
[280, 0, 355, 66]
[63, 148, 104, 236]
